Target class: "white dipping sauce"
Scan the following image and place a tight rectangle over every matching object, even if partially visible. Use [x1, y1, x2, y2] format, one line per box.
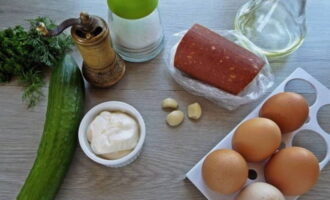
[87, 111, 139, 160]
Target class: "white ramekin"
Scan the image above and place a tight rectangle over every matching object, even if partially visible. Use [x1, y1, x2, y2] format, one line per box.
[78, 101, 146, 168]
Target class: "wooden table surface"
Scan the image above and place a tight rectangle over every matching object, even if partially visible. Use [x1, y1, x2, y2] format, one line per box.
[1, 0, 330, 199]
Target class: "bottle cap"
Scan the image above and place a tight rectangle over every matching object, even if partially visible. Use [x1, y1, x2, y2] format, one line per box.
[107, 0, 158, 19]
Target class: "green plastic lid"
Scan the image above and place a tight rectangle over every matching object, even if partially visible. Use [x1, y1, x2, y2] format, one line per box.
[107, 0, 158, 19]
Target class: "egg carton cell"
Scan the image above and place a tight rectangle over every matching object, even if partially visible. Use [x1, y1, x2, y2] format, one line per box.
[317, 104, 330, 134]
[292, 129, 327, 162]
[284, 78, 317, 106]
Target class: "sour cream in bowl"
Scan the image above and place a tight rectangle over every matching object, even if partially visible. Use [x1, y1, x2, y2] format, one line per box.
[79, 101, 146, 168]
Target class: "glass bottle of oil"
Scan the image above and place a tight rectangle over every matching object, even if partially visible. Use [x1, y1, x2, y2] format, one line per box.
[235, 0, 307, 58]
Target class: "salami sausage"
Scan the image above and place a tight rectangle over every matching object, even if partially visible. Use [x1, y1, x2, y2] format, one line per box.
[174, 24, 265, 95]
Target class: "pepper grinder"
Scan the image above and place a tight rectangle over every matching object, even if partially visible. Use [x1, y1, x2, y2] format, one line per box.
[37, 12, 125, 87]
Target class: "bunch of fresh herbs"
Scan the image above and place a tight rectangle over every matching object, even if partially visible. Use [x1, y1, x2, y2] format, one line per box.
[0, 17, 73, 107]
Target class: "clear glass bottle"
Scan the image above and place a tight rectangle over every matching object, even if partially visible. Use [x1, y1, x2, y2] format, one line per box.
[107, 0, 164, 62]
[235, 0, 307, 58]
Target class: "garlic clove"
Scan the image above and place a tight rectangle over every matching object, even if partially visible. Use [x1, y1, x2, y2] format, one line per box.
[166, 110, 184, 127]
[162, 98, 178, 109]
[188, 102, 202, 120]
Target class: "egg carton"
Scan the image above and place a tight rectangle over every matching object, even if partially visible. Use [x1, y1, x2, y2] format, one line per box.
[186, 68, 330, 200]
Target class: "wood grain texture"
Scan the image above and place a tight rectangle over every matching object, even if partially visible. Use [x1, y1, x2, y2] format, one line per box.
[0, 0, 330, 199]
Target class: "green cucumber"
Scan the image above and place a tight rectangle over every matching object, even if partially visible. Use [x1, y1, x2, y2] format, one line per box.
[17, 54, 85, 200]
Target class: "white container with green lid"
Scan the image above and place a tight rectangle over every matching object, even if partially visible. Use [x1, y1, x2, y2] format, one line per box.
[107, 0, 164, 62]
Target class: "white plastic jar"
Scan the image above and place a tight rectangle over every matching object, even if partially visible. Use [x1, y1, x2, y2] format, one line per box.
[107, 0, 164, 62]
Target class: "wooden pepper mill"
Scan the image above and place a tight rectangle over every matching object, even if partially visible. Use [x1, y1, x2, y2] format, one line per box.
[37, 12, 125, 87]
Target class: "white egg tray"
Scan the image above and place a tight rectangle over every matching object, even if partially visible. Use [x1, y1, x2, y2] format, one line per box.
[186, 68, 330, 200]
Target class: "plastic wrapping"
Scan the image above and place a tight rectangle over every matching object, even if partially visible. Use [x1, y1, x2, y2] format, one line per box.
[167, 29, 274, 110]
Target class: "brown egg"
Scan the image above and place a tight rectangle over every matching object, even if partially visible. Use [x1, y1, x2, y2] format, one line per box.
[202, 149, 248, 194]
[259, 92, 309, 134]
[265, 147, 320, 195]
[232, 117, 281, 162]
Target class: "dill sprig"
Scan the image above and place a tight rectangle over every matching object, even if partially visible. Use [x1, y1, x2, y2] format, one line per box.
[0, 17, 73, 107]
